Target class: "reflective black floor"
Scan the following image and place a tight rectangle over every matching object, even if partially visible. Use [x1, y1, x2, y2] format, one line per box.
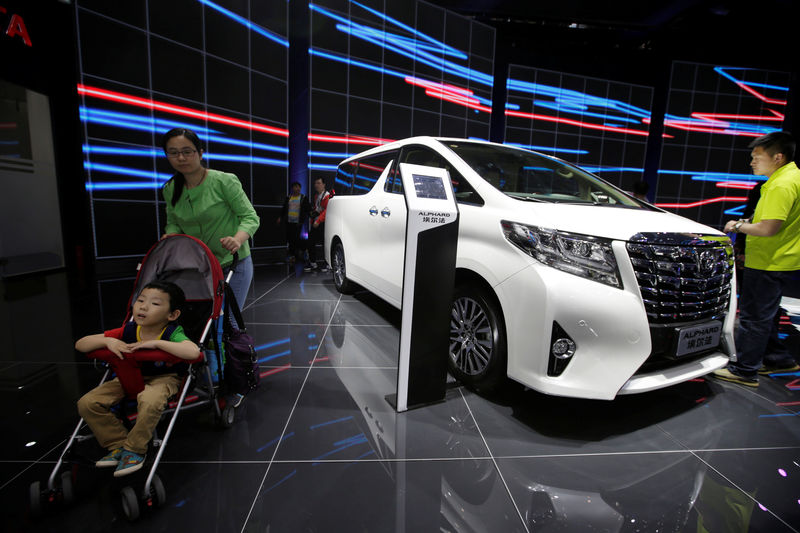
[2, 264, 800, 532]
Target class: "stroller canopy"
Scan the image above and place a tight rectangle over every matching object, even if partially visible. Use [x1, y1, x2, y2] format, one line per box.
[129, 234, 225, 319]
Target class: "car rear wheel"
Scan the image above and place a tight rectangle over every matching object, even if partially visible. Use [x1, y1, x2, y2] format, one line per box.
[448, 285, 507, 391]
[331, 241, 355, 294]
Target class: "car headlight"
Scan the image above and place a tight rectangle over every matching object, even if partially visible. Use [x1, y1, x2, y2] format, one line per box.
[501, 221, 621, 288]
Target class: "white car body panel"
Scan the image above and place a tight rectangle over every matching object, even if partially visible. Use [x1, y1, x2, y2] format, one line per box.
[325, 137, 734, 400]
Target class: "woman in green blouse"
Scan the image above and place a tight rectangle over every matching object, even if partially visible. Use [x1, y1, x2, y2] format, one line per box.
[161, 128, 260, 309]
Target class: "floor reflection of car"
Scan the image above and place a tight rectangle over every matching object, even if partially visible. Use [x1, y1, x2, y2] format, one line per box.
[324, 137, 735, 400]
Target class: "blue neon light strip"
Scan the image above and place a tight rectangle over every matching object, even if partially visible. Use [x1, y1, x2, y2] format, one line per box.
[506, 142, 589, 155]
[581, 166, 644, 174]
[507, 79, 651, 122]
[256, 432, 294, 453]
[80, 107, 221, 136]
[309, 151, 354, 159]
[197, 0, 288, 48]
[310, 416, 354, 430]
[81, 107, 289, 156]
[310, 4, 493, 87]
[350, 0, 466, 59]
[309, 163, 338, 171]
[84, 161, 172, 181]
[533, 100, 642, 125]
[257, 351, 291, 364]
[714, 67, 789, 92]
[724, 205, 746, 216]
[86, 182, 163, 191]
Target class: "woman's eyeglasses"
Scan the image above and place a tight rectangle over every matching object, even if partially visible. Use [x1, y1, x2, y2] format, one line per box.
[166, 149, 197, 158]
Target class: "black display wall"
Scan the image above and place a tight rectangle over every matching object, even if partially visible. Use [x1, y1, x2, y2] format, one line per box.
[0, 0, 87, 282]
[307, 0, 495, 186]
[75, 0, 289, 272]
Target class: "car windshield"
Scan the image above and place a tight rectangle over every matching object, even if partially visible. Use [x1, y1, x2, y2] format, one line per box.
[444, 141, 644, 207]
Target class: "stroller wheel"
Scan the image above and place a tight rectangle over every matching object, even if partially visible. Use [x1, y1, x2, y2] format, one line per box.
[220, 404, 235, 429]
[29, 481, 42, 517]
[60, 471, 74, 504]
[150, 474, 166, 507]
[120, 486, 140, 521]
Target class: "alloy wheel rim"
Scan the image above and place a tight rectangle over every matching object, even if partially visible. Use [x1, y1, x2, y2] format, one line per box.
[450, 296, 493, 375]
[333, 248, 345, 286]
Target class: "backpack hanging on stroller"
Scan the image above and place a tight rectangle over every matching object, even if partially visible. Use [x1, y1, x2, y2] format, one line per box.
[29, 234, 244, 521]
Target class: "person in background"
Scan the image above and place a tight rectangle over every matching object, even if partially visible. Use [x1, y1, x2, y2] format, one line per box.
[277, 181, 310, 263]
[713, 131, 800, 387]
[304, 177, 332, 272]
[632, 180, 650, 201]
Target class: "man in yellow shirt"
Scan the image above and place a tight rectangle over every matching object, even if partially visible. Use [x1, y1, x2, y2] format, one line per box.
[714, 131, 800, 387]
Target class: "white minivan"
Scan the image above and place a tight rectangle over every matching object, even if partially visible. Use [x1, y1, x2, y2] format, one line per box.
[324, 137, 735, 400]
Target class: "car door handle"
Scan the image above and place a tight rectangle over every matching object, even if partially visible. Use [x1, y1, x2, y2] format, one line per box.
[369, 206, 378, 216]
[381, 207, 391, 218]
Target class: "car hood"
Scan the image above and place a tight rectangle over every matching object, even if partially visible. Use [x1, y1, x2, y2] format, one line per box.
[506, 202, 725, 241]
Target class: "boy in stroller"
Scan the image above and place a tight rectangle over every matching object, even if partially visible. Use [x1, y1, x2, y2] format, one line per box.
[75, 281, 200, 478]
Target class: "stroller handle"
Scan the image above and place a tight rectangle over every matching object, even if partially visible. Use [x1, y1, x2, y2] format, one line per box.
[225, 251, 239, 284]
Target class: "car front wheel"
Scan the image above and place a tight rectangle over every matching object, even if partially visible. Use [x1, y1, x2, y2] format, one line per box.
[448, 285, 507, 391]
[331, 241, 355, 294]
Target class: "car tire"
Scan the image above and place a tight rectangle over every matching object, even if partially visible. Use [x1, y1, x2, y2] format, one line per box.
[448, 284, 507, 391]
[331, 241, 355, 294]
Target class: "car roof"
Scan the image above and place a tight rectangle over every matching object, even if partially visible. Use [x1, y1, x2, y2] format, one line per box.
[340, 136, 511, 164]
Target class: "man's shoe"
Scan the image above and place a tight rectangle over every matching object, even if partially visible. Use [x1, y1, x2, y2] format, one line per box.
[712, 367, 759, 388]
[96, 447, 123, 468]
[303, 265, 313, 272]
[758, 363, 800, 375]
[113, 450, 145, 477]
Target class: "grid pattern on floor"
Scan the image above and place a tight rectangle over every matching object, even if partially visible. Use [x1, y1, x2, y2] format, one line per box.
[2, 264, 800, 532]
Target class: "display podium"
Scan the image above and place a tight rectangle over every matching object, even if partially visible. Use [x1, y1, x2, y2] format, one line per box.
[386, 163, 459, 412]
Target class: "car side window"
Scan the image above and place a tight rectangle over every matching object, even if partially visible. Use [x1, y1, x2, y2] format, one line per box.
[399, 146, 483, 205]
[334, 161, 358, 196]
[352, 151, 397, 196]
[384, 160, 402, 194]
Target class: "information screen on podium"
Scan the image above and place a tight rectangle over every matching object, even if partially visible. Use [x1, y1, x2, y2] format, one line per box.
[391, 163, 458, 412]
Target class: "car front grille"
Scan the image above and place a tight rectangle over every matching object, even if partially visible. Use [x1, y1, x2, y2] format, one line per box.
[626, 233, 734, 325]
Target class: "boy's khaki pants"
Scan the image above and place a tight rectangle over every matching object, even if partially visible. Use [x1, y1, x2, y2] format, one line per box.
[77, 374, 181, 455]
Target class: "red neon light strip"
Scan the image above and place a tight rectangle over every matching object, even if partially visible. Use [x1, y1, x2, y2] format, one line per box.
[0, 122, 17, 129]
[79, 83, 396, 147]
[77, 84, 289, 137]
[260, 364, 291, 378]
[308, 133, 393, 146]
[661, 119, 763, 137]
[716, 181, 757, 189]
[776, 401, 800, 406]
[735, 81, 787, 106]
[309, 356, 330, 364]
[506, 109, 649, 137]
[656, 196, 747, 209]
[692, 111, 784, 123]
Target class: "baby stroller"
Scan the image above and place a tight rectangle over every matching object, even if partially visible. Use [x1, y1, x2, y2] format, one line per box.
[29, 234, 244, 520]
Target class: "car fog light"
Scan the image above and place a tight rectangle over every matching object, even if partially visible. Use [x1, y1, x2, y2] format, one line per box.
[552, 338, 575, 359]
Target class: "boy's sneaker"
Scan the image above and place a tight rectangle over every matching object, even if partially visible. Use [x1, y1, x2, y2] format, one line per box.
[303, 264, 313, 272]
[96, 447, 123, 468]
[712, 367, 759, 388]
[320, 264, 330, 272]
[758, 363, 800, 375]
[113, 450, 146, 477]
[231, 392, 245, 408]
